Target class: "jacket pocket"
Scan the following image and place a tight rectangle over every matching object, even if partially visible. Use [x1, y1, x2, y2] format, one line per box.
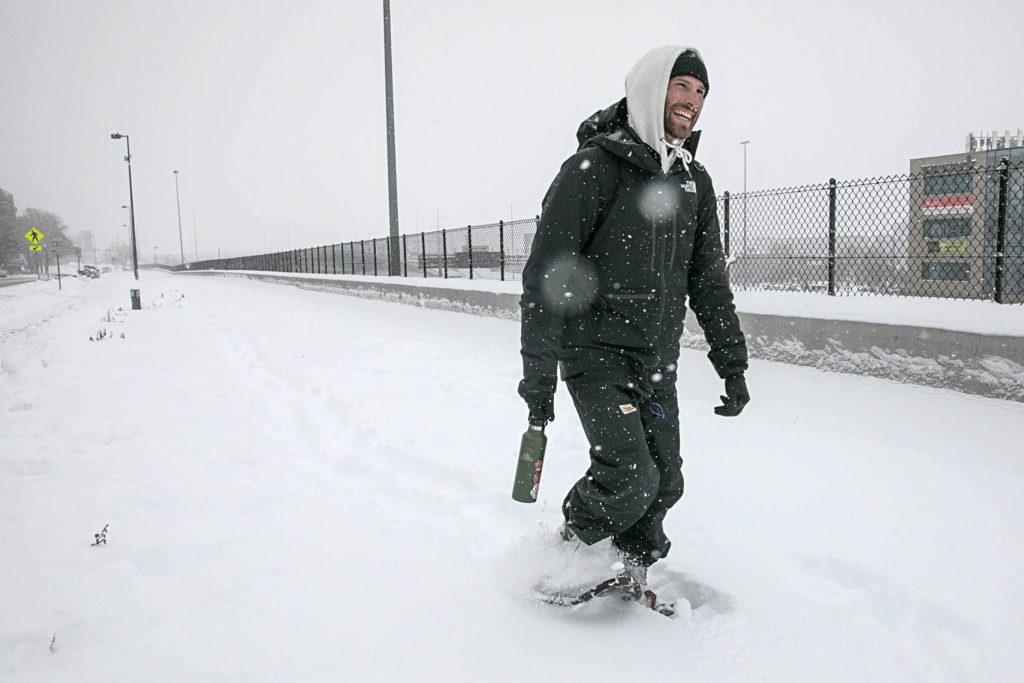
[595, 291, 660, 351]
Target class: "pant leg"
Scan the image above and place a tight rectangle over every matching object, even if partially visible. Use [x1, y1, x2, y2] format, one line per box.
[561, 369, 661, 546]
[611, 376, 684, 566]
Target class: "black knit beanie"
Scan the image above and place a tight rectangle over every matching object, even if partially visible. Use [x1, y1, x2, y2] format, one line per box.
[670, 50, 709, 95]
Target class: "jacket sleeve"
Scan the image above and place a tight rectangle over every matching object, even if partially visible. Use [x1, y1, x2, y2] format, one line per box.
[520, 148, 612, 389]
[687, 177, 749, 379]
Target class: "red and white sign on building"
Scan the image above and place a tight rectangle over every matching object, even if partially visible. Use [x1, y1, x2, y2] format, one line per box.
[921, 195, 974, 216]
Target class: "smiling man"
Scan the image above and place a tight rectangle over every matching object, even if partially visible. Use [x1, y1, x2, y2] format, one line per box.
[518, 46, 750, 594]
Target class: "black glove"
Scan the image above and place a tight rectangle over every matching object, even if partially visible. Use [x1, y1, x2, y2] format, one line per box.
[714, 374, 749, 417]
[518, 375, 556, 424]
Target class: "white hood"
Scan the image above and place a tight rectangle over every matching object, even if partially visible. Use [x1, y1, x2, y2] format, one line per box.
[625, 45, 702, 174]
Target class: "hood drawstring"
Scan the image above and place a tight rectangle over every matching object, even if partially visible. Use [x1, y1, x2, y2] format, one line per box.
[661, 137, 692, 175]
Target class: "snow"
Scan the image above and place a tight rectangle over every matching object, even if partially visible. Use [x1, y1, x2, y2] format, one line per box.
[196, 269, 1024, 337]
[2, 271, 1023, 681]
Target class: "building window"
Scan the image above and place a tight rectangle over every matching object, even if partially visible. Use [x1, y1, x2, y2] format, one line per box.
[924, 172, 972, 196]
[923, 216, 972, 238]
[922, 262, 970, 281]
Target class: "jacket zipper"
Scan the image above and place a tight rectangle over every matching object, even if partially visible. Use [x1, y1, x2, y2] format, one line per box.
[654, 166, 691, 363]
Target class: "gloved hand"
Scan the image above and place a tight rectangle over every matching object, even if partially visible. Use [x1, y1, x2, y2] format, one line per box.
[518, 375, 556, 424]
[714, 374, 750, 417]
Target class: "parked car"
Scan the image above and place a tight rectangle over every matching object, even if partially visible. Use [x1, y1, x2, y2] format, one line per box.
[0, 266, 7, 278]
[78, 265, 100, 279]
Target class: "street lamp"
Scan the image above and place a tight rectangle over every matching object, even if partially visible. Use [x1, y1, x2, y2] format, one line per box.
[111, 132, 141, 309]
[173, 170, 185, 266]
[740, 140, 750, 256]
[382, 0, 400, 274]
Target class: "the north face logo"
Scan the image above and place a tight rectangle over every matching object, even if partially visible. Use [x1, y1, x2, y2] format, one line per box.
[682, 180, 697, 194]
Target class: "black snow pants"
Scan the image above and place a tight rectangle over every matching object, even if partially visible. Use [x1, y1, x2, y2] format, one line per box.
[560, 352, 684, 567]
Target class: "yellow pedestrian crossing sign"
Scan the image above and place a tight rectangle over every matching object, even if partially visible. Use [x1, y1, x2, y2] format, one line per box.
[29, 245, 43, 251]
[23, 227, 45, 244]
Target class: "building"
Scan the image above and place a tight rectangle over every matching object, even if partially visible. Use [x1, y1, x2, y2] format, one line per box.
[76, 230, 97, 265]
[908, 131, 1024, 302]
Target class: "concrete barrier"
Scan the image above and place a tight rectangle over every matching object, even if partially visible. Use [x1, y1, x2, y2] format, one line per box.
[178, 270, 1024, 402]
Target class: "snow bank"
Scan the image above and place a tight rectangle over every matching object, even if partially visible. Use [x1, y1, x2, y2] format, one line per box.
[182, 270, 1024, 401]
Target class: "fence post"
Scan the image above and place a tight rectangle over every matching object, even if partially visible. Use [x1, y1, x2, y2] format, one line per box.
[828, 177, 837, 296]
[402, 234, 408, 276]
[996, 157, 1010, 303]
[722, 191, 731, 259]
[421, 232, 427, 277]
[386, 236, 393, 276]
[442, 228, 448, 279]
[373, 239, 378, 276]
[361, 240, 366, 275]
[499, 219, 506, 281]
[467, 224, 474, 279]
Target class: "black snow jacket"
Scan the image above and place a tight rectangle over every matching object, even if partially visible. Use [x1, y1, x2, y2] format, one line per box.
[519, 98, 748, 393]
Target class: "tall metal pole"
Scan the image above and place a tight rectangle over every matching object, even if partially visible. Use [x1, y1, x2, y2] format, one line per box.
[124, 136, 140, 281]
[740, 140, 750, 256]
[173, 170, 185, 265]
[383, 0, 401, 275]
[192, 211, 199, 262]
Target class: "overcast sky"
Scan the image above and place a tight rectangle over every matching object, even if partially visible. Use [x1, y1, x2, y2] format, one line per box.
[2, 0, 1022, 260]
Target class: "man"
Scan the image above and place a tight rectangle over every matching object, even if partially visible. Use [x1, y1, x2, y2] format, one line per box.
[518, 46, 750, 587]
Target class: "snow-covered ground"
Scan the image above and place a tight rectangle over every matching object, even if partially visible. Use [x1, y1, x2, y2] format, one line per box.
[2, 271, 1023, 681]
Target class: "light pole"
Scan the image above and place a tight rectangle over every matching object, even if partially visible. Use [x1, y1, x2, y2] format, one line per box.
[382, 0, 400, 274]
[173, 170, 185, 265]
[740, 140, 750, 256]
[122, 204, 131, 256]
[192, 211, 199, 262]
[111, 132, 141, 309]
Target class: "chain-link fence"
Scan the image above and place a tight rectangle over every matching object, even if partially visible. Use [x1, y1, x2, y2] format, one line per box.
[179, 159, 1023, 303]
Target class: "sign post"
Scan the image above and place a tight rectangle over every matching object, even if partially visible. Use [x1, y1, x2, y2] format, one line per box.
[23, 228, 45, 280]
[53, 239, 63, 291]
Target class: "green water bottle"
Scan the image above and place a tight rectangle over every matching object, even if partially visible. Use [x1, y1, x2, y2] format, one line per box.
[512, 420, 547, 503]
